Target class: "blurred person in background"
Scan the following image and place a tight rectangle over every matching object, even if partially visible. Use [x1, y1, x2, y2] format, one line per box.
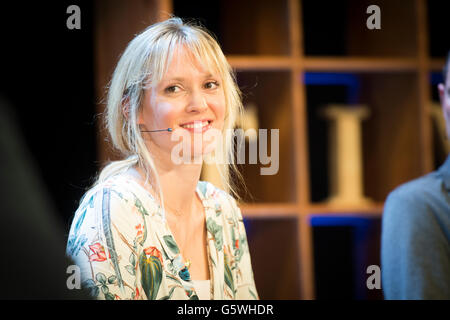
[381, 50, 450, 299]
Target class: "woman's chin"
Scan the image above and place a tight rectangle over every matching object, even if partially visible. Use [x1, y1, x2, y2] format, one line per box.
[178, 146, 217, 164]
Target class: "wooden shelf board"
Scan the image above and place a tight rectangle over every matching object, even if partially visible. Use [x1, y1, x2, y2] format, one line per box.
[305, 202, 384, 215]
[303, 57, 418, 72]
[239, 202, 384, 217]
[430, 58, 446, 72]
[240, 203, 299, 217]
[227, 56, 443, 73]
[227, 55, 294, 70]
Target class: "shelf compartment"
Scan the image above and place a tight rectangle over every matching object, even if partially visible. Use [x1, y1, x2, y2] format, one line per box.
[310, 214, 382, 299]
[361, 72, 423, 201]
[173, 0, 291, 55]
[244, 216, 302, 299]
[427, 0, 449, 58]
[301, 0, 418, 57]
[304, 72, 423, 204]
[234, 71, 297, 204]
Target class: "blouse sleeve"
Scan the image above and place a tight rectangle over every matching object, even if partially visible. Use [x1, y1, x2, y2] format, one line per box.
[228, 196, 259, 300]
[66, 185, 145, 300]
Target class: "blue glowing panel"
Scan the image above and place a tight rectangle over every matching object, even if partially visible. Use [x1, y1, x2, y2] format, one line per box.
[304, 72, 361, 104]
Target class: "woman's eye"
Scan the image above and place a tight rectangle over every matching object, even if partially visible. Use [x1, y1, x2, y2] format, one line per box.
[204, 81, 219, 89]
[165, 85, 181, 93]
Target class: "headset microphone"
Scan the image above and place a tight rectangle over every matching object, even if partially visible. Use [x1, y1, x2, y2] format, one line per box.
[140, 128, 172, 132]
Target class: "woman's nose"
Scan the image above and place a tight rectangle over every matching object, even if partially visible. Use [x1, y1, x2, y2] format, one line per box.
[186, 90, 208, 113]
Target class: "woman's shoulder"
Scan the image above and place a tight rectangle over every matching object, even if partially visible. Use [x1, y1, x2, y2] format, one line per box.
[74, 173, 162, 224]
[81, 173, 155, 202]
[76, 175, 132, 208]
[67, 174, 159, 255]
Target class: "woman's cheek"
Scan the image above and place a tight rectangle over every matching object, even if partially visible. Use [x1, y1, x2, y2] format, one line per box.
[154, 101, 178, 128]
[212, 95, 226, 127]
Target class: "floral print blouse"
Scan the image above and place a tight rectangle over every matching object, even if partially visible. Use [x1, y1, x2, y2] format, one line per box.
[66, 174, 259, 300]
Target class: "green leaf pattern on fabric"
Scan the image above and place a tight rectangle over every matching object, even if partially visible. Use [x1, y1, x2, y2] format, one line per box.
[224, 252, 235, 296]
[206, 218, 223, 251]
[139, 252, 163, 300]
[163, 235, 180, 254]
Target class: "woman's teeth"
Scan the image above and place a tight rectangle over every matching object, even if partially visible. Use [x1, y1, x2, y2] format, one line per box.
[181, 121, 209, 129]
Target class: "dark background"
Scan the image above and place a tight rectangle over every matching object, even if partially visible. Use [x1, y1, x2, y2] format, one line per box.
[0, 1, 97, 235]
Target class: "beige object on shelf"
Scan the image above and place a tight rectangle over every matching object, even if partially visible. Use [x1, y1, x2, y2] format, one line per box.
[239, 103, 259, 142]
[321, 104, 372, 206]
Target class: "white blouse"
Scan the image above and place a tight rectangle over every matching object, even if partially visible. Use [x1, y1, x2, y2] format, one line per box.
[67, 174, 259, 300]
[191, 280, 211, 300]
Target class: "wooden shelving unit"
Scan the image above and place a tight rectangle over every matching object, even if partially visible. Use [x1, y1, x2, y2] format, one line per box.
[94, 0, 448, 299]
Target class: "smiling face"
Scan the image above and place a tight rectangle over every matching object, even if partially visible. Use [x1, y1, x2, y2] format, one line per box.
[138, 45, 226, 162]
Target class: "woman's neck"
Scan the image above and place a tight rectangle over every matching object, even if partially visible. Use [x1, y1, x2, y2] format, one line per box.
[129, 153, 203, 219]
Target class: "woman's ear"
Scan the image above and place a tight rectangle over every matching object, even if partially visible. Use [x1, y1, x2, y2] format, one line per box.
[136, 107, 145, 125]
[122, 98, 130, 121]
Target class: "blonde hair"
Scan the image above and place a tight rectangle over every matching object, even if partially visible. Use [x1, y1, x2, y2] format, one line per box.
[95, 17, 247, 209]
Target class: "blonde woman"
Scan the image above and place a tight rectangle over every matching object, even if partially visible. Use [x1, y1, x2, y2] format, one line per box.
[66, 17, 258, 300]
